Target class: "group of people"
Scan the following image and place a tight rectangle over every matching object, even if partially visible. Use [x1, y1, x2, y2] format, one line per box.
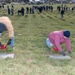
[0, 15, 72, 56]
[18, 7, 25, 16]
[7, 5, 14, 15]
[6, 4, 75, 20]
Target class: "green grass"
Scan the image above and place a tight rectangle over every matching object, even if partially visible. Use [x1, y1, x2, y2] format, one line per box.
[0, 3, 75, 75]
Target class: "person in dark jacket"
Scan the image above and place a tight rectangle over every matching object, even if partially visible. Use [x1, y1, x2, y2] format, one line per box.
[21, 7, 25, 16]
[60, 8, 64, 18]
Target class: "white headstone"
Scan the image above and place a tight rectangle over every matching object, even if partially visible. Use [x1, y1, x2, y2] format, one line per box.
[50, 54, 71, 59]
[0, 53, 14, 58]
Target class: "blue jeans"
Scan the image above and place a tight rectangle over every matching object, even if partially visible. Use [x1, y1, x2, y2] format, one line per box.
[0, 33, 14, 47]
[10, 36, 14, 47]
[0, 23, 14, 47]
[46, 38, 54, 48]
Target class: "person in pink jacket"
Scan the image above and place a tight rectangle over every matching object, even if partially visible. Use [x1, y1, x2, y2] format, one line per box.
[0, 16, 14, 50]
[46, 30, 71, 56]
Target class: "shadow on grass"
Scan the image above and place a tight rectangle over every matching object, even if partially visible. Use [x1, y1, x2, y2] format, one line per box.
[40, 15, 44, 18]
[47, 16, 53, 19]
[70, 22, 74, 24]
[33, 15, 36, 18]
[25, 15, 28, 18]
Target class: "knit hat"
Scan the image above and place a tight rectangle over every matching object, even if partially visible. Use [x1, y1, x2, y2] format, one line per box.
[63, 30, 70, 38]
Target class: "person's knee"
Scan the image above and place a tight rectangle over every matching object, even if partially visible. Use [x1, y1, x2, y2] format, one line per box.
[46, 38, 54, 48]
[46, 38, 50, 48]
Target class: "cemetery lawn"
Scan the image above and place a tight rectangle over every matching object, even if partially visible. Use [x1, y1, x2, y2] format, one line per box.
[0, 4, 75, 75]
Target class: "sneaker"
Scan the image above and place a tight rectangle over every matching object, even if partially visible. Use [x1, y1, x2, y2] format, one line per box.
[12, 47, 15, 50]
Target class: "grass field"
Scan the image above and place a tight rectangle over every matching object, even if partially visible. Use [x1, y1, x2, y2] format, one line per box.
[0, 3, 75, 75]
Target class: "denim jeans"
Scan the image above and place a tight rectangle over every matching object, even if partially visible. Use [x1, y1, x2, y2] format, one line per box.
[46, 38, 54, 48]
[0, 33, 14, 47]
[10, 36, 14, 47]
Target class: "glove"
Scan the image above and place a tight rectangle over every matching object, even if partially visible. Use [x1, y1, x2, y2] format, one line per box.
[0, 42, 7, 50]
[61, 51, 66, 56]
[7, 39, 11, 45]
[0, 42, 2, 46]
[68, 51, 72, 54]
[0, 44, 6, 50]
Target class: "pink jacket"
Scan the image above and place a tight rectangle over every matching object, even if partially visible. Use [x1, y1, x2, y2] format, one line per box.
[0, 16, 14, 38]
[48, 30, 71, 52]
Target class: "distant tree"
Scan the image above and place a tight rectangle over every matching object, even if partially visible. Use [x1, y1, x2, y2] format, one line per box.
[66, 0, 72, 2]
[23, 0, 29, 2]
[60, 0, 72, 2]
[6, 0, 12, 3]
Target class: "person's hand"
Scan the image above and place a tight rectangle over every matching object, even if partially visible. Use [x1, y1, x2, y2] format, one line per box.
[61, 51, 66, 56]
[7, 39, 11, 45]
[68, 51, 72, 54]
[0, 44, 6, 50]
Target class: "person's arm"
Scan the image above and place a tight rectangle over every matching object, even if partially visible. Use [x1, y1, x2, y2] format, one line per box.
[55, 35, 66, 56]
[65, 38, 72, 54]
[0, 32, 2, 46]
[7, 39, 12, 45]
[54, 35, 62, 52]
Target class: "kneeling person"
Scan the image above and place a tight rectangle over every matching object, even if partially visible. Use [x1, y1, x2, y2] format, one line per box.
[0, 16, 14, 50]
[46, 30, 71, 56]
